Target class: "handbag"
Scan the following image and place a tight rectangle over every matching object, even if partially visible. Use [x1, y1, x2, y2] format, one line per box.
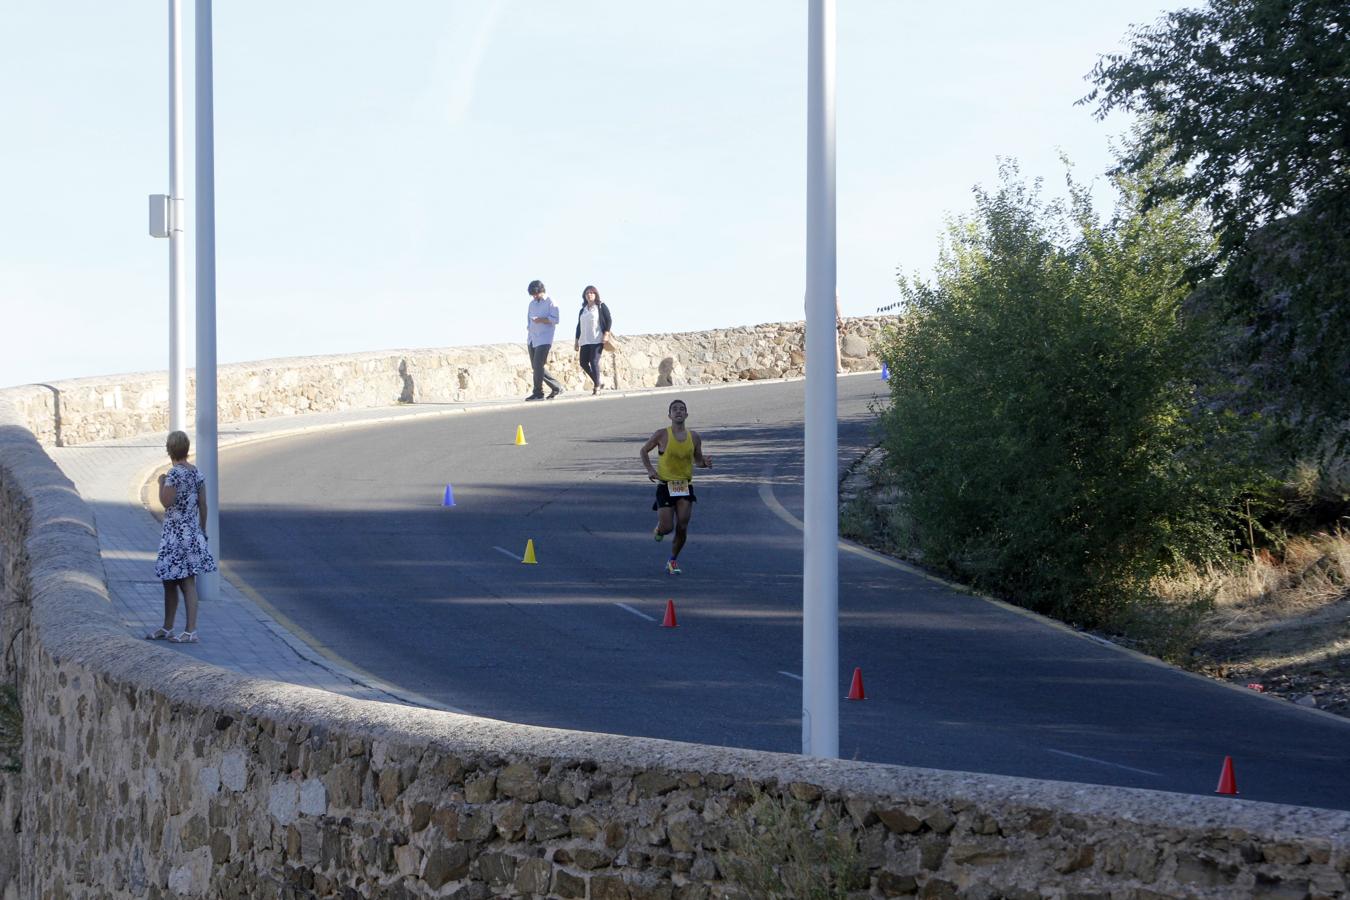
[602, 334, 616, 353]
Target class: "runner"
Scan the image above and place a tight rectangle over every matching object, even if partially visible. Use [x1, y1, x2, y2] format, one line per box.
[640, 398, 713, 574]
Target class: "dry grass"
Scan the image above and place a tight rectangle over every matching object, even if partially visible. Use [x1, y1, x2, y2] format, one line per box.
[716, 788, 868, 900]
[1156, 529, 1350, 643]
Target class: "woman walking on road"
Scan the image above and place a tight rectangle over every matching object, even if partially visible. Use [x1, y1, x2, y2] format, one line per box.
[147, 430, 216, 644]
[574, 285, 613, 395]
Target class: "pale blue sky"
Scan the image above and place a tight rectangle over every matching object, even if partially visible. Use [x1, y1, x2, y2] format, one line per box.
[0, 1, 1182, 389]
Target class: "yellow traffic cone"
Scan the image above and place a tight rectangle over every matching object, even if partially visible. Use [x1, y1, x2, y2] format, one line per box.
[515, 425, 527, 446]
[521, 539, 538, 564]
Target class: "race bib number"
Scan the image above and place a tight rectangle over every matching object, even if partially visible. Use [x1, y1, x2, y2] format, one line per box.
[666, 479, 690, 497]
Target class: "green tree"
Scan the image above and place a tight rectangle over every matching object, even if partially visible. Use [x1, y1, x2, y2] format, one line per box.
[878, 162, 1250, 624]
[1084, 0, 1349, 434]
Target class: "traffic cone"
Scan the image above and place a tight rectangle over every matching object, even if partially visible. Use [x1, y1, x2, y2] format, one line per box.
[846, 667, 866, 701]
[521, 539, 538, 564]
[515, 425, 527, 446]
[441, 484, 456, 507]
[1215, 756, 1238, 795]
[881, 362, 890, 381]
[660, 600, 678, 628]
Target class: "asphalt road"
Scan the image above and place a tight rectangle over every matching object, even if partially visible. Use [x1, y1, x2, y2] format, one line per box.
[219, 377, 1350, 810]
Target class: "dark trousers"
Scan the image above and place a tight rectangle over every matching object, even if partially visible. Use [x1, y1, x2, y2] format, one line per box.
[529, 343, 562, 396]
[579, 343, 604, 388]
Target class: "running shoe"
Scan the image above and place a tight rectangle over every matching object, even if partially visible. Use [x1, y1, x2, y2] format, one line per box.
[666, 559, 681, 575]
[653, 527, 664, 542]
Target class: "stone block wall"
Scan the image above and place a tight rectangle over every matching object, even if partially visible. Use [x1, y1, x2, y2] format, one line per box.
[0, 317, 893, 447]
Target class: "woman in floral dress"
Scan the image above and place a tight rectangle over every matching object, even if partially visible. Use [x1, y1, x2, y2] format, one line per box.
[147, 430, 216, 643]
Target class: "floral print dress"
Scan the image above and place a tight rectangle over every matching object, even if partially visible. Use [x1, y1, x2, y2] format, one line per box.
[154, 464, 218, 581]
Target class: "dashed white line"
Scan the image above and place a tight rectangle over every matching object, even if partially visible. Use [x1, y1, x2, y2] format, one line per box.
[1045, 748, 1163, 777]
[615, 603, 657, 622]
[492, 546, 522, 561]
[779, 671, 803, 681]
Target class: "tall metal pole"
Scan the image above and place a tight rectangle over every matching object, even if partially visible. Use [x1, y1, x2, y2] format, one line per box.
[195, 0, 220, 602]
[168, 0, 187, 432]
[802, 0, 839, 758]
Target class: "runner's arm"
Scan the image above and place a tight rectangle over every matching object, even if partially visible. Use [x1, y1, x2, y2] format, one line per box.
[693, 432, 713, 469]
[640, 430, 664, 481]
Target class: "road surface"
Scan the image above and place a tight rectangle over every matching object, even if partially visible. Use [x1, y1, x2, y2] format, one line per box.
[219, 377, 1350, 810]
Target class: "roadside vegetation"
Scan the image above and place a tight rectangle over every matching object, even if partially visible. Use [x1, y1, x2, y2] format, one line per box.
[852, 0, 1348, 708]
[717, 788, 867, 900]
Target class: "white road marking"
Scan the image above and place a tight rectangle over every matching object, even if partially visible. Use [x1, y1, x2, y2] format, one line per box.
[1045, 748, 1163, 777]
[615, 603, 657, 622]
[492, 546, 522, 561]
[779, 671, 803, 681]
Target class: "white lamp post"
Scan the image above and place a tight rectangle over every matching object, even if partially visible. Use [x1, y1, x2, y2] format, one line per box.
[802, 0, 839, 758]
[147, 0, 188, 432]
[195, 0, 220, 602]
[168, 0, 187, 433]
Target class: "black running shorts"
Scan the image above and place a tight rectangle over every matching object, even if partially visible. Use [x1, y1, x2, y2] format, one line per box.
[652, 481, 697, 510]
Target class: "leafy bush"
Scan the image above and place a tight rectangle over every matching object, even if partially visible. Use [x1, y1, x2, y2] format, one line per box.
[876, 162, 1256, 625]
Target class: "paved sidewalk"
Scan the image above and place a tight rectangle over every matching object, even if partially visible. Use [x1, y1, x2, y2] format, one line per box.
[47, 400, 528, 709]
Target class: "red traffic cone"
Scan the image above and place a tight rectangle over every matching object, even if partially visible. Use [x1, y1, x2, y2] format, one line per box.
[660, 600, 678, 628]
[846, 667, 866, 701]
[1215, 756, 1238, 795]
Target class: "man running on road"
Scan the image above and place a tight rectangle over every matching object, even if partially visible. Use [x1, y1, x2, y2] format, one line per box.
[640, 399, 713, 575]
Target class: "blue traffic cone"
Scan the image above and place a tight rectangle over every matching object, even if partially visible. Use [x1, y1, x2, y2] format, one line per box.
[881, 362, 890, 381]
[442, 484, 456, 507]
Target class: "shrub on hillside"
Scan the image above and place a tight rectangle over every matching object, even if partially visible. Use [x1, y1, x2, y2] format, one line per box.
[877, 162, 1256, 625]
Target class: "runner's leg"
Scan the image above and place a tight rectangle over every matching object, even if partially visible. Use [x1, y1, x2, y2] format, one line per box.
[671, 499, 692, 559]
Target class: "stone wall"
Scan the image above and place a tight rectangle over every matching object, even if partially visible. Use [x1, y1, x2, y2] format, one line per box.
[1, 398, 1348, 896]
[2, 317, 893, 447]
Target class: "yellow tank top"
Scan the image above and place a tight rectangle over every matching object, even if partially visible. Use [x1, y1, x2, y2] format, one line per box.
[656, 427, 695, 482]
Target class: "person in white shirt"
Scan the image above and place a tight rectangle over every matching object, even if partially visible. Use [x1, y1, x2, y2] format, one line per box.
[573, 285, 613, 395]
[525, 279, 563, 400]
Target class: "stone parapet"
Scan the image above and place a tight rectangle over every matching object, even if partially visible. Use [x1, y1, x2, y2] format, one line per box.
[1, 317, 893, 447]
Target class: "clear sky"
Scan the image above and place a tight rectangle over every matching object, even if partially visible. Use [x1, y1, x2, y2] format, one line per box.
[0, 1, 1183, 389]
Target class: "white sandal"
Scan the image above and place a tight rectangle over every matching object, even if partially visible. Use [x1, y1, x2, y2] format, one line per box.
[170, 630, 199, 644]
[146, 627, 173, 640]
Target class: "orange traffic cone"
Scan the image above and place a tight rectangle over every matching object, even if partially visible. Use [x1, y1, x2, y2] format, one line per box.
[660, 600, 678, 628]
[846, 667, 866, 701]
[1215, 756, 1238, 795]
